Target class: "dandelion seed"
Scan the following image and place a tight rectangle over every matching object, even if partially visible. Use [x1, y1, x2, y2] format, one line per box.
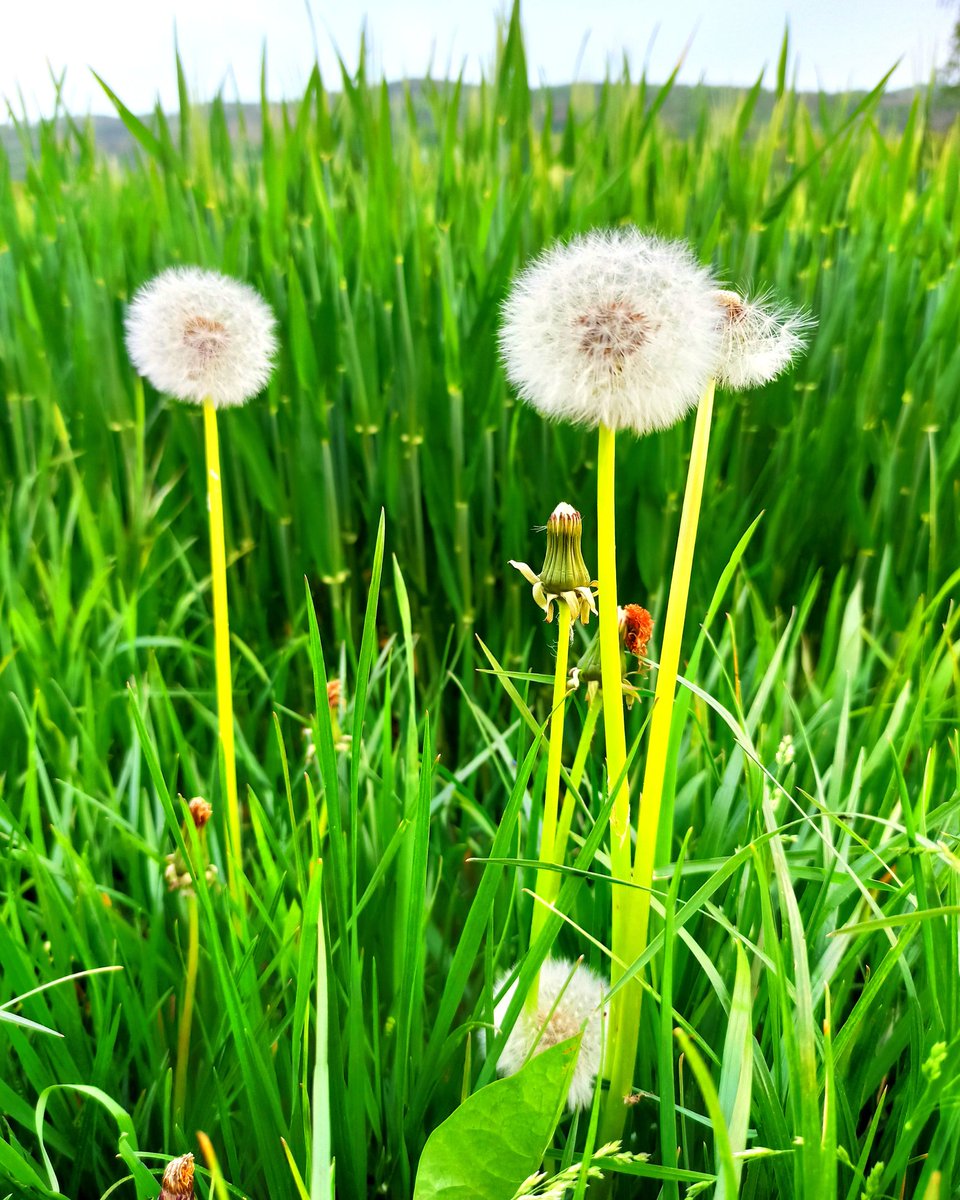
[160, 1153, 194, 1200]
[499, 229, 721, 435]
[713, 289, 813, 391]
[125, 266, 277, 408]
[493, 958, 606, 1111]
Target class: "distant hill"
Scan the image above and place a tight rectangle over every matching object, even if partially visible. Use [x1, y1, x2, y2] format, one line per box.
[2, 81, 957, 177]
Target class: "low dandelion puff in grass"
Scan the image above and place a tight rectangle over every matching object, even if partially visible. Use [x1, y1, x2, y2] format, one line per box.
[499, 228, 721, 435]
[125, 266, 277, 408]
[125, 266, 277, 912]
[713, 289, 813, 391]
[494, 958, 606, 1111]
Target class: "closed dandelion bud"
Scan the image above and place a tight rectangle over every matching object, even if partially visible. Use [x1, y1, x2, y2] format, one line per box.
[713, 289, 813, 391]
[510, 502, 597, 626]
[160, 1152, 194, 1200]
[125, 267, 277, 408]
[493, 958, 606, 1112]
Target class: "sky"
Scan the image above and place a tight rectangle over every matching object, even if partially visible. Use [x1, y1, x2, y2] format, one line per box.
[1, 0, 956, 118]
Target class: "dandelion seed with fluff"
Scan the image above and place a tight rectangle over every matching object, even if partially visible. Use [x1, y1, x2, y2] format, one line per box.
[126, 267, 277, 910]
[494, 957, 606, 1112]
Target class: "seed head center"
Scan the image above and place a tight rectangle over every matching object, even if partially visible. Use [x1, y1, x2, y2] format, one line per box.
[184, 314, 229, 364]
[574, 301, 649, 364]
[535, 1005, 582, 1050]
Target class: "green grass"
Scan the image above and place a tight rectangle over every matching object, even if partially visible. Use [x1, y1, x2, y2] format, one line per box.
[2, 8, 960, 1198]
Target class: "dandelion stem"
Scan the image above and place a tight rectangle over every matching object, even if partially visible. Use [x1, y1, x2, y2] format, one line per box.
[203, 399, 242, 906]
[596, 422, 633, 1078]
[173, 894, 200, 1120]
[527, 601, 572, 1015]
[601, 378, 716, 1142]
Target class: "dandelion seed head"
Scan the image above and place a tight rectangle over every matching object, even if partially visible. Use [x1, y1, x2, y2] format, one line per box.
[499, 229, 721, 436]
[493, 957, 606, 1111]
[125, 267, 277, 408]
[713, 289, 813, 390]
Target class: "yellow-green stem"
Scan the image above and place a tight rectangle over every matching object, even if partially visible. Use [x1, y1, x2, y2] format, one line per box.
[597, 422, 633, 1080]
[601, 379, 716, 1141]
[173, 894, 199, 1119]
[526, 601, 572, 1016]
[203, 400, 242, 906]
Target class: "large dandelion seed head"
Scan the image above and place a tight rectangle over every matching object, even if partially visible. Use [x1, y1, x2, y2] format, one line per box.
[499, 229, 722, 436]
[125, 267, 277, 408]
[713, 289, 812, 391]
[493, 957, 606, 1111]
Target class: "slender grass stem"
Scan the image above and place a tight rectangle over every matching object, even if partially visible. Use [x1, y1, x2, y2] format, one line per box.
[554, 688, 602, 866]
[173, 894, 199, 1120]
[203, 399, 242, 906]
[526, 601, 572, 1016]
[601, 379, 716, 1142]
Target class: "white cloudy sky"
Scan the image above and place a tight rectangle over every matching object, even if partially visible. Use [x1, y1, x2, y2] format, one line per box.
[2, 0, 956, 117]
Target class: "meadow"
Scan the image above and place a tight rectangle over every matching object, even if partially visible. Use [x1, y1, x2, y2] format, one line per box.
[2, 8, 960, 1198]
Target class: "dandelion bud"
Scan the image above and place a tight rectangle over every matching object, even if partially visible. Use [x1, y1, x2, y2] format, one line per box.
[188, 797, 212, 830]
[160, 1152, 194, 1200]
[510, 503, 596, 625]
[493, 958, 606, 1111]
[125, 267, 277, 408]
[500, 228, 721, 435]
[713, 289, 812, 391]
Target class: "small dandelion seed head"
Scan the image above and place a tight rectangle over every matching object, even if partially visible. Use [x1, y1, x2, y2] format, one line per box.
[499, 228, 722, 435]
[125, 266, 277, 408]
[160, 1152, 194, 1200]
[492, 958, 606, 1111]
[713, 288, 813, 390]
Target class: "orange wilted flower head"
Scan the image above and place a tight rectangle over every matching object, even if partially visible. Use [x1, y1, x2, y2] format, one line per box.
[620, 605, 654, 662]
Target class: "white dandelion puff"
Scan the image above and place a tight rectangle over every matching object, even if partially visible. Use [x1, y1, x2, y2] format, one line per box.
[713, 289, 813, 391]
[125, 266, 277, 408]
[499, 228, 722, 436]
[493, 957, 606, 1111]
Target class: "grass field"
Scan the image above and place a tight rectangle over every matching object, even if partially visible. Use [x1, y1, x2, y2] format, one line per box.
[2, 7, 960, 1198]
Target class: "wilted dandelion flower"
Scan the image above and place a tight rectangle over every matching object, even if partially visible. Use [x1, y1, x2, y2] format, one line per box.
[125, 267, 277, 408]
[713, 290, 812, 391]
[160, 1153, 194, 1200]
[500, 229, 721, 436]
[493, 957, 606, 1111]
[620, 604, 654, 662]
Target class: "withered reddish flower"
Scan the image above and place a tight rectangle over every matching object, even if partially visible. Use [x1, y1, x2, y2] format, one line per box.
[620, 605, 654, 661]
[188, 798, 212, 830]
[160, 1153, 194, 1200]
[326, 678, 341, 711]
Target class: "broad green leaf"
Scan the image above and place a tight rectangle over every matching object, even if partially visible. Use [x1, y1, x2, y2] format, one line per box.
[413, 1039, 579, 1200]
